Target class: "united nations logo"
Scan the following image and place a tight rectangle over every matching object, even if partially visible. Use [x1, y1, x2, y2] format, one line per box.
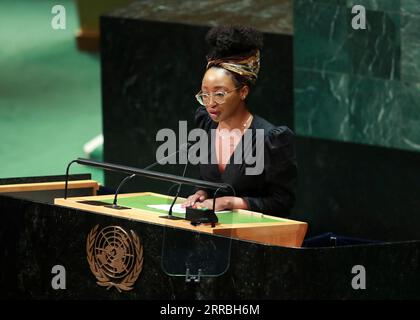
[86, 225, 143, 292]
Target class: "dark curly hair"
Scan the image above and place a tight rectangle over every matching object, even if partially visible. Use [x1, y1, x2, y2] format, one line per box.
[205, 25, 263, 60]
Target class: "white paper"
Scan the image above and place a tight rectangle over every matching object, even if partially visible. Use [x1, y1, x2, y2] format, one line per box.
[147, 204, 229, 214]
[147, 204, 186, 214]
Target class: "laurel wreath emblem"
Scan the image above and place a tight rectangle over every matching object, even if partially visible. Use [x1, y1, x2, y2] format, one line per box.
[86, 225, 143, 292]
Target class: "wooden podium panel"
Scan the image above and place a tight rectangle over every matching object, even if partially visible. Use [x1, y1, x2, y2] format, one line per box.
[0, 179, 99, 204]
[54, 192, 307, 248]
[0, 180, 99, 194]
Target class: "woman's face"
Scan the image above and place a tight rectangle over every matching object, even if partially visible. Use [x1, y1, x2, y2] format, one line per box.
[201, 67, 248, 122]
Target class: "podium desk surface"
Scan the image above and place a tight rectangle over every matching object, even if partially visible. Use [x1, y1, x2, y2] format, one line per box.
[55, 192, 307, 248]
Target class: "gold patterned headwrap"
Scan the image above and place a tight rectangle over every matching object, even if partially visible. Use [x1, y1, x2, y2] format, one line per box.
[206, 50, 260, 85]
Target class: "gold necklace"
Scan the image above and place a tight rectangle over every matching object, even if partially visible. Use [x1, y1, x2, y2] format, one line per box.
[217, 114, 253, 145]
[242, 114, 253, 129]
[218, 113, 253, 132]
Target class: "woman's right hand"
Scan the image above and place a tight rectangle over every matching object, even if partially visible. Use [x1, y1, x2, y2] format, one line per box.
[182, 190, 208, 208]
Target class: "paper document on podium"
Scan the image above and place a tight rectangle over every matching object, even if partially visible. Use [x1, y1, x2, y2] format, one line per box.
[147, 203, 229, 214]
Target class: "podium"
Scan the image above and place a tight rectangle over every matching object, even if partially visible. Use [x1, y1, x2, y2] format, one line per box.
[54, 192, 308, 248]
[1, 175, 420, 299]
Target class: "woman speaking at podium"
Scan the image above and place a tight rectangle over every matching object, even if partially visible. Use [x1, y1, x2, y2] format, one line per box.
[182, 26, 297, 217]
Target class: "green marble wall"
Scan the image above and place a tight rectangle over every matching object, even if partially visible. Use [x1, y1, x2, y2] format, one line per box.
[294, 0, 420, 152]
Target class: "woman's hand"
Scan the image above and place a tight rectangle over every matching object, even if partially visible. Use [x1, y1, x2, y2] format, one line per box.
[199, 197, 249, 211]
[200, 198, 230, 211]
[181, 190, 208, 208]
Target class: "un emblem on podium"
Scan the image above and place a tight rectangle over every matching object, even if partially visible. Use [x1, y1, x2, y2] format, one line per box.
[86, 225, 143, 292]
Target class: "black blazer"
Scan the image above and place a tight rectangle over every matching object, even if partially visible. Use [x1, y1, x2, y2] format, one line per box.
[194, 106, 297, 217]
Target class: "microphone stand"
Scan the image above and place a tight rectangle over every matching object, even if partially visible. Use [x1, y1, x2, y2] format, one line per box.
[63, 147, 234, 224]
[160, 150, 190, 220]
[106, 143, 192, 209]
[106, 173, 135, 209]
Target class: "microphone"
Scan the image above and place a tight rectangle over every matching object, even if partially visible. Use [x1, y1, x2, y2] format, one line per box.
[160, 150, 190, 220]
[110, 142, 192, 209]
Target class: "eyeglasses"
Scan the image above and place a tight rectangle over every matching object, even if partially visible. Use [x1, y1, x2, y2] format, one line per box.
[195, 87, 241, 106]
